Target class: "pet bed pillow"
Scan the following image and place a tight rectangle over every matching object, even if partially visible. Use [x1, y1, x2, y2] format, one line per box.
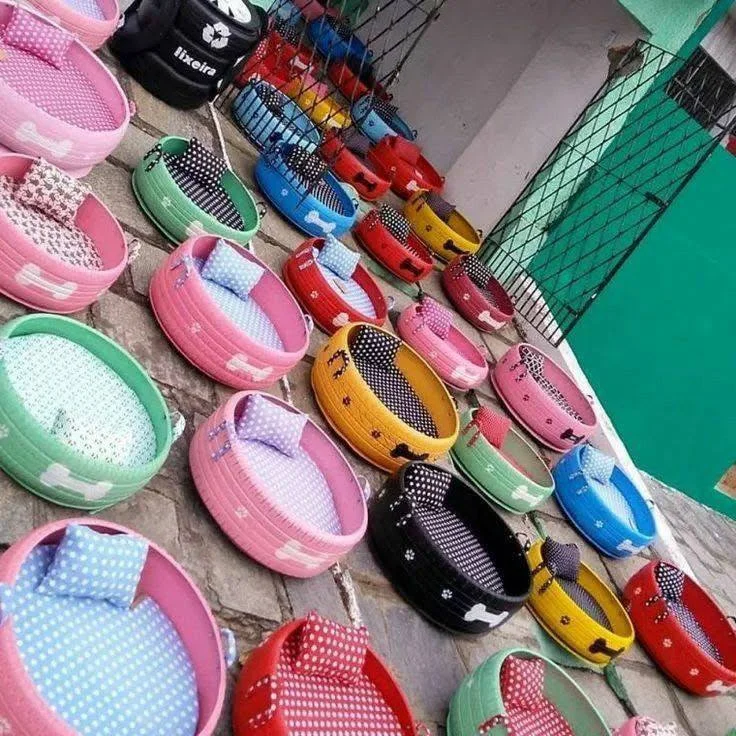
[379, 204, 410, 243]
[317, 236, 360, 280]
[37, 524, 148, 608]
[201, 239, 264, 299]
[541, 537, 581, 582]
[474, 406, 512, 449]
[581, 445, 616, 484]
[351, 322, 400, 365]
[175, 138, 228, 190]
[424, 191, 455, 222]
[236, 392, 307, 456]
[420, 297, 452, 339]
[4, 7, 72, 68]
[500, 654, 546, 711]
[294, 610, 369, 684]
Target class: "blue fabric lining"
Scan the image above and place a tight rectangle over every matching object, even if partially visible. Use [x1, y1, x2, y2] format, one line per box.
[313, 249, 376, 318]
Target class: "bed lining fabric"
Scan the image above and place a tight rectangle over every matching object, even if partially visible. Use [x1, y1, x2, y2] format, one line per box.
[63, 0, 106, 19]
[0, 545, 199, 736]
[313, 248, 376, 318]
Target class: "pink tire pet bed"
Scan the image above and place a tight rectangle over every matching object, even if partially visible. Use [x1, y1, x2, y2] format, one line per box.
[0, 154, 129, 312]
[442, 254, 514, 333]
[26, 0, 120, 49]
[190, 391, 369, 578]
[150, 235, 311, 390]
[615, 718, 682, 736]
[0, 518, 231, 736]
[492, 343, 597, 451]
[0, 4, 130, 177]
[396, 298, 488, 391]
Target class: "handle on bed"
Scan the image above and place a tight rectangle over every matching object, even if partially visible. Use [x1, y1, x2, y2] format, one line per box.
[220, 627, 237, 668]
[208, 420, 236, 460]
[241, 675, 278, 729]
[727, 615, 736, 629]
[514, 531, 532, 552]
[415, 722, 433, 736]
[256, 201, 268, 219]
[386, 294, 396, 311]
[304, 313, 315, 334]
[171, 412, 186, 442]
[171, 255, 193, 287]
[127, 238, 141, 264]
[356, 475, 371, 501]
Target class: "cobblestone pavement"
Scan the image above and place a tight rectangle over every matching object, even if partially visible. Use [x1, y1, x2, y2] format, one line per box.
[0, 51, 735, 736]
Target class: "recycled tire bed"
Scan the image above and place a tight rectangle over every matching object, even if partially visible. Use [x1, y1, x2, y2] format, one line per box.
[133, 136, 261, 245]
[235, 27, 315, 89]
[0, 314, 179, 510]
[442, 254, 514, 332]
[448, 648, 610, 736]
[231, 79, 322, 153]
[283, 76, 352, 131]
[255, 143, 356, 237]
[0, 3, 130, 177]
[0, 519, 227, 736]
[306, 14, 370, 64]
[311, 323, 459, 472]
[368, 135, 444, 199]
[26, 0, 119, 48]
[370, 462, 531, 635]
[624, 560, 736, 696]
[352, 93, 415, 143]
[493, 343, 597, 451]
[553, 445, 656, 558]
[190, 391, 368, 577]
[283, 237, 388, 334]
[150, 235, 310, 389]
[451, 408, 554, 514]
[0, 153, 129, 313]
[327, 58, 390, 103]
[396, 301, 488, 390]
[233, 617, 418, 736]
[527, 537, 634, 666]
[353, 206, 434, 283]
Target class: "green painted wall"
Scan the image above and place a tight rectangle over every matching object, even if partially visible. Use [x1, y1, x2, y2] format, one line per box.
[567, 145, 736, 519]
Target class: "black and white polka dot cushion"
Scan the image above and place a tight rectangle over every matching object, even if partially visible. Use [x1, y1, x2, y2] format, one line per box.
[368, 97, 399, 126]
[174, 138, 228, 191]
[285, 146, 346, 214]
[379, 205, 410, 244]
[425, 191, 455, 223]
[254, 82, 286, 115]
[342, 127, 372, 158]
[655, 563, 686, 602]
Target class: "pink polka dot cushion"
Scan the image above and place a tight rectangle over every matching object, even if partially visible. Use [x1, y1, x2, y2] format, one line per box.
[420, 297, 452, 339]
[500, 655, 546, 712]
[235, 393, 308, 457]
[294, 611, 369, 684]
[4, 7, 72, 69]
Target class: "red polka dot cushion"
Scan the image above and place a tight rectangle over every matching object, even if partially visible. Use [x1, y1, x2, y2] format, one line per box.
[294, 611, 369, 684]
[474, 406, 512, 449]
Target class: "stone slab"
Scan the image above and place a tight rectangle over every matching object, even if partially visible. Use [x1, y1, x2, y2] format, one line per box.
[129, 238, 168, 296]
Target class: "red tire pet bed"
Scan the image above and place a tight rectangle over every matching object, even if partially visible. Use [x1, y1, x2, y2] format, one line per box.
[190, 391, 369, 577]
[320, 128, 390, 201]
[368, 136, 444, 200]
[327, 58, 390, 103]
[0, 4, 130, 177]
[353, 205, 434, 283]
[233, 612, 420, 736]
[442, 255, 514, 332]
[283, 236, 388, 334]
[0, 154, 129, 312]
[26, 0, 119, 49]
[397, 298, 488, 391]
[624, 561, 736, 697]
[0, 519, 229, 736]
[492, 343, 597, 451]
[150, 235, 311, 389]
[236, 26, 315, 89]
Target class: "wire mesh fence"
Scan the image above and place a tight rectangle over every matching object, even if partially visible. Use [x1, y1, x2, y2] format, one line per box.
[477, 40, 736, 345]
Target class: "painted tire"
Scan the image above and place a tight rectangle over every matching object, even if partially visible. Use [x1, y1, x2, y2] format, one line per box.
[450, 408, 554, 514]
[26, 0, 118, 48]
[235, 29, 315, 88]
[326, 59, 390, 102]
[306, 15, 370, 64]
[351, 94, 414, 143]
[283, 77, 352, 131]
[368, 136, 444, 199]
[0, 314, 175, 510]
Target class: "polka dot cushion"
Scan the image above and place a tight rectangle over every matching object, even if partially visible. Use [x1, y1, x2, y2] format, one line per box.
[342, 127, 372, 158]
[474, 406, 512, 449]
[379, 204, 410, 244]
[236, 393, 308, 457]
[317, 235, 360, 280]
[655, 562, 686, 602]
[0, 545, 198, 736]
[294, 611, 369, 684]
[4, 7, 72, 68]
[581, 445, 616, 484]
[420, 297, 453, 339]
[201, 239, 264, 300]
[541, 538, 581, 582]
[175, 138, 228, 191]
[36, 525, 148, 609]
[500, 655, 546, 711]
[424, 191, 456, 223]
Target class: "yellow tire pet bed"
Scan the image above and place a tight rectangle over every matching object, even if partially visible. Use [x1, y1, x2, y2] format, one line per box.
[311, 323, 459, 471]
[526, 537, 634, 666]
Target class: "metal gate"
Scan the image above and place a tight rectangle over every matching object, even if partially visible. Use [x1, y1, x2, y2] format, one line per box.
[478, 40, 736, 345]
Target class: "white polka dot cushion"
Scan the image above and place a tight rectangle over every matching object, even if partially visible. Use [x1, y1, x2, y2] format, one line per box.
[236, 393, 308, 457]
[294, 611, 369, 685]
[175, 138, 228, 190]
[201, 239, 264, 300]
[4, 7, 72, 69]
[317, 235, 360, 281]
[500, 655, 546, 711]
[420, 297, 453, 339]
[36, 525, 148, 609]
[581, 445, 616, 484]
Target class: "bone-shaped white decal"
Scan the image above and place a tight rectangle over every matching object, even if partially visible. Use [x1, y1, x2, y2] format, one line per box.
[40, 463, 113, 502]
[186, 220, 206, 237]
[511, 484, 541, 505]
[15, 122, 72, 159]
[275, 540, 330, 569]
[477, 310, 505, 329]
[616, 539, 645, 555]
[705, 680, 736, 694]
[463, 603, 509, 628]
[226, 354, 274, 382]
[15, 264, 77, 300]
[450, 364, 482, 383]
[332, 312, 350, 328]
[405, 179, 420, 192]
[304, 210, 336, 234]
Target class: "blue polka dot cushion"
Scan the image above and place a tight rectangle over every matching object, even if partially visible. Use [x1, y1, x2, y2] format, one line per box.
[36, 524, 148, 609]
[581, 445, 616, 484]
[0, 545, 199, 736]
[317, 235, 360, 280]
[201, 239, 264, 300]
[236, 393, 308, 457]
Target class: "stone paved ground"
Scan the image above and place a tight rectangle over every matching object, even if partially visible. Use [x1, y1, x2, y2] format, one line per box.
[0, 51, 735, 736]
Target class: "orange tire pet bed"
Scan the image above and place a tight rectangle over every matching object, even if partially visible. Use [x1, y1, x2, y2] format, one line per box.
[311, 323, 459, 471]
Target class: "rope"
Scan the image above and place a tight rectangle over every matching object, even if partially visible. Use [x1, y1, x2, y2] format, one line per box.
[208, 101, 232, 171]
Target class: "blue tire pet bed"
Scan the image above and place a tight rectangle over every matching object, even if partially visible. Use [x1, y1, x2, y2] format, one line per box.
[306, 14, 370, 64]
[553, 445, 657, 558]
[352, 94, 416, 143]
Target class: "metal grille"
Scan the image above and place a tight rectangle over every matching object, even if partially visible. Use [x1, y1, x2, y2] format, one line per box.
[477, 40, 736, 345]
